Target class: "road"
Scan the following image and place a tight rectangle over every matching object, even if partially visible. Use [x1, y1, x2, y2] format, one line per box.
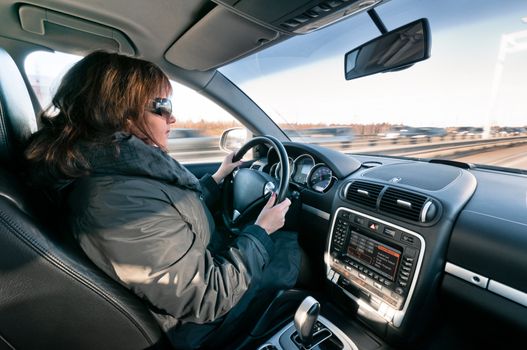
[171, 138, 527, 171]
[450, 144, 527, 169]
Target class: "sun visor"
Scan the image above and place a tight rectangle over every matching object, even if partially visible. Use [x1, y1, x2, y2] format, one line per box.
[164, 6, 280, 71]
[18, 5, 135, 56]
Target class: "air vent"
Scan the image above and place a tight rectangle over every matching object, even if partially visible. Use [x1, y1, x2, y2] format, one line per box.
[345, 181, 384, 208]
[380, 188, 427, 221]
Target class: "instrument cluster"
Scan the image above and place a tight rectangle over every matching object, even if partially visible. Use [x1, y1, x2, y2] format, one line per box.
[269, 153, 334, 193]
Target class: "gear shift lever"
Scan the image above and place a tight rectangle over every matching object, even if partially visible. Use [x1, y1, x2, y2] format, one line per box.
[294, 296, 320, 347]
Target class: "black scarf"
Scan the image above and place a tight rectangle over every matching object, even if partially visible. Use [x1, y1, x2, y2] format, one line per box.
[78, 132, 201, 192]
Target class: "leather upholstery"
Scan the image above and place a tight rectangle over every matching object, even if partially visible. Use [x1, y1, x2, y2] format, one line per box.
[0, 47, 167, 349]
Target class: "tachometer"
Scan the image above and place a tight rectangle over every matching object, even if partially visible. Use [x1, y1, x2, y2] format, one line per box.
[308, 164, 333, 192]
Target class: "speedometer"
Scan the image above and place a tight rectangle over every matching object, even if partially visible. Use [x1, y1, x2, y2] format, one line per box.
[308, 164, 333, 192]
[292, 155, 315, 184]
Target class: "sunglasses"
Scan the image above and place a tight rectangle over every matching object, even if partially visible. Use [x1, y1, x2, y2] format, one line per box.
[147, 98, 172, 119]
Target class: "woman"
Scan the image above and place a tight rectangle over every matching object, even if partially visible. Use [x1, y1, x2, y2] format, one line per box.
[24, 51, 301, 349]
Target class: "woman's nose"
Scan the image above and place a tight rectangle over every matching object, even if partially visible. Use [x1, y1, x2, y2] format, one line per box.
[168, 115, 176, 124]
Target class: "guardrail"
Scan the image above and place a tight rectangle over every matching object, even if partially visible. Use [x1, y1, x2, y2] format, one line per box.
[355, 135, 527, 158]
[169, 134, 527, 163]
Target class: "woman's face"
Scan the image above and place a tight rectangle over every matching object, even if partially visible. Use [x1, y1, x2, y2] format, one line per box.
[143, 96, 175, 149]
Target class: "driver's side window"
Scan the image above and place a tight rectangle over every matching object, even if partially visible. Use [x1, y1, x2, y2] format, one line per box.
[25, 50, 243, 164]
[168, 81, 242, 164]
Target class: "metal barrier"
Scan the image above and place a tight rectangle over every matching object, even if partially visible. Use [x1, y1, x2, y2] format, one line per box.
[170, 135, 527, 163]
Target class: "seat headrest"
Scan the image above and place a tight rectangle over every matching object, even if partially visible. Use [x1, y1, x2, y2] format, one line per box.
[0, 47, 37, 166]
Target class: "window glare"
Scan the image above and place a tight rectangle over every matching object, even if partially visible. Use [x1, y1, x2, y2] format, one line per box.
[25, 51, 82, 107]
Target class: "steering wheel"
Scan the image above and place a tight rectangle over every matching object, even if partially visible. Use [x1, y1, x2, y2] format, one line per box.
[222, 135, 290, 234]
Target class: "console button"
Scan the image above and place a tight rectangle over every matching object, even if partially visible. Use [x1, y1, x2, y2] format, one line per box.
[370, 296, 381, 310]
[338, 278, 361, 298]
[406, 248, 417, 258]
[368, 221, 379, 232]
[383, 228, 396, 237]
[332, 272, 340, 283]
[327, 0, 343, 8]
[401, 234, 414, 244]
[359, 290, 371, 301]
[304, 10, 320, 18]
[355, 216, 366, 225]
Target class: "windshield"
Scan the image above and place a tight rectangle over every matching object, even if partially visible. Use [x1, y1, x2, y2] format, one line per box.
[220, 0, 527, 171]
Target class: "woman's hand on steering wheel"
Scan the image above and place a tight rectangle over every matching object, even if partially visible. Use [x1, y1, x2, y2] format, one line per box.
[212, 152, 243, 184]
[221, 135, 290, 233]
[255, 192, 291, 235]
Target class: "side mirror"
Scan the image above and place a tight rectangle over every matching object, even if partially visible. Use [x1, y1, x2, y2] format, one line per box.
[345, 18, 431, 80]
[220, 127, 251, 153]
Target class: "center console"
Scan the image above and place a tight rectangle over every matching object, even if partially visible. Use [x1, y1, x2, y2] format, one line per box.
[257, 315, 358, 350]
[326, 208, 425, 327]
[257, 296, 359, 350]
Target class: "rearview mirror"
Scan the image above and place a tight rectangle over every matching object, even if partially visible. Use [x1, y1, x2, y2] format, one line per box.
[345, 18, 430, 80]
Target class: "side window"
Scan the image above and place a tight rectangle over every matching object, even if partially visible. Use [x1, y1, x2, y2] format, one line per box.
[168, 81, 242, 163]
[24, 51, 243, 164]
[25, 50, 82, 108]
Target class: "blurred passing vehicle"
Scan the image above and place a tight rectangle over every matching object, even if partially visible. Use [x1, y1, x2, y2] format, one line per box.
[380, 126, 447, 139]
[166, 128, 219, 153]
[285, 127, 354, 146]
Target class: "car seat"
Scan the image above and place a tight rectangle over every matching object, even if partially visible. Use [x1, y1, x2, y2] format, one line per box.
[0, 46, 309, 350]
[0, 46, 168, 350]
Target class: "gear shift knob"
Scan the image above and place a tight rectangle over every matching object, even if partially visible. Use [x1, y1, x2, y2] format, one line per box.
[294, 296, 320, 346]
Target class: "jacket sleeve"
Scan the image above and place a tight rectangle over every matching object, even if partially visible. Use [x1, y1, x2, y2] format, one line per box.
[69, 177, 274, 324]
[199, 173, 220, 210]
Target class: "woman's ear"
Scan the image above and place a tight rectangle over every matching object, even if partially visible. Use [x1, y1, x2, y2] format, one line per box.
[124, 117, 133, 130]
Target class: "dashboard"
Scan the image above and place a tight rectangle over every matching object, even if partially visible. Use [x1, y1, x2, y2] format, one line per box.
[248, 141, 527, 348]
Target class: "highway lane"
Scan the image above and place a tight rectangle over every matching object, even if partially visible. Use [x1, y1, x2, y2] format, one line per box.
[171, 138, 527, 171]
[449, 144, 527, 170]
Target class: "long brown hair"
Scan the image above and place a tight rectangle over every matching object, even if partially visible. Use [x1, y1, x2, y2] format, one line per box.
[25, 51, 172, 181]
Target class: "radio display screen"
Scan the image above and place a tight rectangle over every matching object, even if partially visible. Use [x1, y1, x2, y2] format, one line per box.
[347, 230, 402, 281]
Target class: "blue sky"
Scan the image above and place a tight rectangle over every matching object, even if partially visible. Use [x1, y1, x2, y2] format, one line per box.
[220, 0, 527, 127]
[25, 0, 527, 128]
